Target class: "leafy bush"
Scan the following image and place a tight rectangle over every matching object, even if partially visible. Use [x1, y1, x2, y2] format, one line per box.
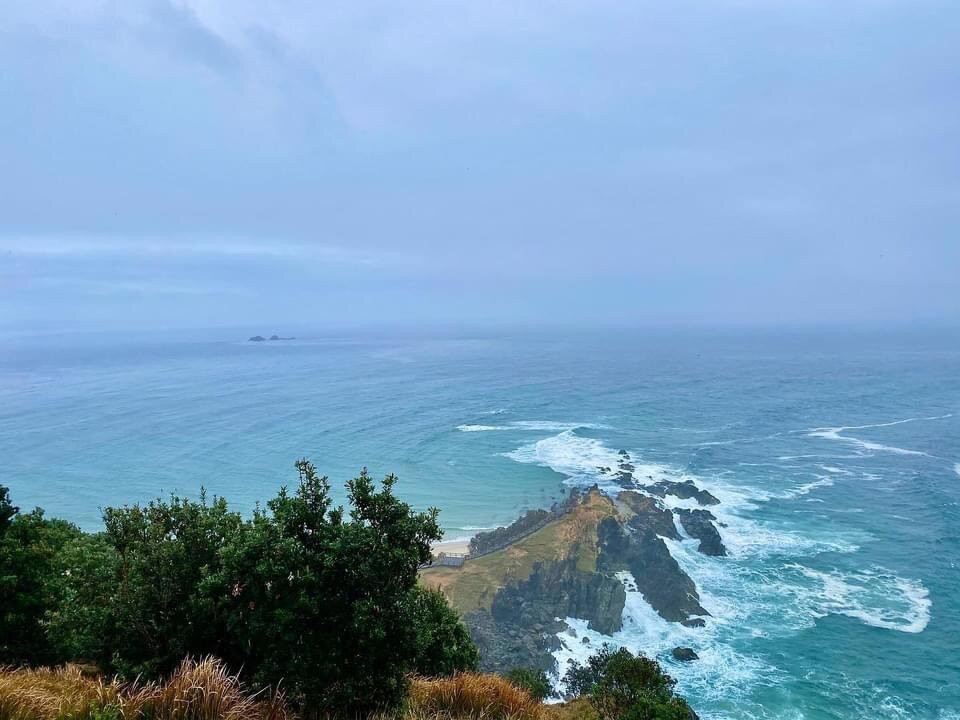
[99, 491, 242, 678]
[44, 533, 120, 667]
[0, 464, 478, 717]
[410, 586, 479, 677]
[0, 502, 83, 665]
[505, 668, 552, 702]
[0, 486, 16, 537]
[206, 461, 445, 714]
[563, 645, 695, 720]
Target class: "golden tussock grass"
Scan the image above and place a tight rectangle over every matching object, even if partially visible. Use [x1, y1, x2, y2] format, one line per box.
[403, 673, 542, 720]
[0, 660, 559, 720]
[0, 658, 288, 720]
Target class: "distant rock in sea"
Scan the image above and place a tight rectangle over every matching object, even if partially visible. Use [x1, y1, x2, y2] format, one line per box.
[248, 334, 295, 342]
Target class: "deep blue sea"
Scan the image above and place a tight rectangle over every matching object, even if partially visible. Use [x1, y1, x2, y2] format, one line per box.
[2, 328, 958, 719]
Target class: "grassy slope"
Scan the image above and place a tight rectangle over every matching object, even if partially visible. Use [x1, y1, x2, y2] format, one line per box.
[420, 490, 618, 614]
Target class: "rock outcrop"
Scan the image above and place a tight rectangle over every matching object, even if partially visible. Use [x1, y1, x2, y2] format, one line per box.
[672, 646, 699, 662]
[597, 516, 709, 623]
[676, 509, 727, 556]
[647, 479, 720, 506]
[492, 554, 627, 635]
[421, 484, 721, 675]
[618, 491, 680, 539]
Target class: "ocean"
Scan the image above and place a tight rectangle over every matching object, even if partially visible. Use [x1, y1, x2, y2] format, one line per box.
[2, 328, 958, 719]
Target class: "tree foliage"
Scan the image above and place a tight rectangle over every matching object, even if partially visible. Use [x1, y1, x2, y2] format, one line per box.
[505, 667, 552, 702]
[0, 501, 82, 665]
[207, 461, 444, 714]
[410, 585, 479, 677]
[0, 464, 476, 716]
[563, 645, 695, 720]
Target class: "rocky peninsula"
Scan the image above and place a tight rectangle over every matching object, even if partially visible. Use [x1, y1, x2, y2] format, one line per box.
[419, 451, 727, 674]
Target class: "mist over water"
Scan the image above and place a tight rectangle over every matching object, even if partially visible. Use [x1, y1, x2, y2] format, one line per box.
[2, 328, 959, 718]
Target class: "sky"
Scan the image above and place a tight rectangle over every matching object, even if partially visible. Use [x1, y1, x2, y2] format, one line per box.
[1, 0, 959, 333]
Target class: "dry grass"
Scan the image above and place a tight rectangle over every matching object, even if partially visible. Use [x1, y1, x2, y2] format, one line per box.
[0, 660, 560, 720]
[0, 658, 288, 720]
[405, 674, 542, 720]
[0, 664, 120, 720]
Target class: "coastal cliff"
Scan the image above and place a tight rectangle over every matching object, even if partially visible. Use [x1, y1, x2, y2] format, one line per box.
[420, 452, 726, 674]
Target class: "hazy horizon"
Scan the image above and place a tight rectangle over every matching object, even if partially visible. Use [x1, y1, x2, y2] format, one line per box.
[3, 1, 959, 333]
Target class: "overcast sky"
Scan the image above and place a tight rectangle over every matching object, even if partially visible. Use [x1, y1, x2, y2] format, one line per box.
[2, 1, 958, 333]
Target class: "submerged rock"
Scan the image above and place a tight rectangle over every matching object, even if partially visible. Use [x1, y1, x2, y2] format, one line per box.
[672, 646, 699, 662]
[676, 509, 727, 556]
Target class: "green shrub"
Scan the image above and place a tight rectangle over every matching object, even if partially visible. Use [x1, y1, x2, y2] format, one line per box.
[0, 465, 479, 717]
[99, 490, 242, 678]
[205, 461, 445, 715]
[505, 667, 552, 702]
[0, 486, 16, 537]
[0, 499, 82, 665]
[563, 645, 695, 720]
[410, 585, 479, 677]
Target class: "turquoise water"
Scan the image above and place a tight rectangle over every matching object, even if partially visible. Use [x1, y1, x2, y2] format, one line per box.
[2, 329, 958, 719]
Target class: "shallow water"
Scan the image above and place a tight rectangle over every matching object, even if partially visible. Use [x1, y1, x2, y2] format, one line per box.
[2, 328, 958, 718]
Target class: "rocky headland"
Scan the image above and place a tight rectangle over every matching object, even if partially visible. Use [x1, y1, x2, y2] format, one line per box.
[419, 451, 727, 674]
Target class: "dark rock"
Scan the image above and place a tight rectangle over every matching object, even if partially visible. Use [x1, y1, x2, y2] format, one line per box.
[681, 617, 706, 628]
[248, 335, 266, 342]
[618, 491, 681, 540]
[582, 636, 591, 644]
[462, 611, 560, 674]
[647, 479, 720, 506]
[614, 470, 635, 488]
[492, 554, 627, 635]
[597, 516, 709, 623]
[618, 449, 630, 457]
[675, 509, 727, 556]
[672, 646, 699, 662]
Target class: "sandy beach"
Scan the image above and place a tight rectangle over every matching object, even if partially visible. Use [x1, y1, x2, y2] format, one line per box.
[431, 537, 471, 555]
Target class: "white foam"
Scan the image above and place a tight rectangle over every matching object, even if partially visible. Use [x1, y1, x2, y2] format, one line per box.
[458, 420, 604, 433]
[954, 462, 960, 479]
[807, 426, 929, 456]
[786, 475, 834, 498]
[503, 430, 857, 560]
[551, 572, 779, 705]
[794, 565, 931, 634]
[805, 414, 952, 457]
[510, 420, 607, 431]
[502, 430, 625, 489]
[819, 465, 850, 475]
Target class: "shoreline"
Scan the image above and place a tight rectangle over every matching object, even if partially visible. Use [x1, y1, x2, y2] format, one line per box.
[432, 536, 472, 555]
